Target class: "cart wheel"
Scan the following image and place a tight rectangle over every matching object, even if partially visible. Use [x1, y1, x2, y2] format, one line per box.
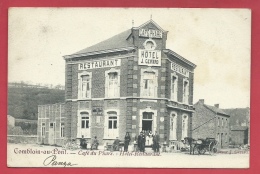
[200, 148, 206, 154]
[212, 147, 217, 153]
[193, 146, 200, 155]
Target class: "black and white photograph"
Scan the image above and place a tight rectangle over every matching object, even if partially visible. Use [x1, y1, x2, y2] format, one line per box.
[7, 8, 250, 168]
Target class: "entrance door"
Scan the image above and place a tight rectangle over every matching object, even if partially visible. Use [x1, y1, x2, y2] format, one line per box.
[142, 112, 153, 132]
[49, 122, 55, 145]
[142, 112, 153, 146]
[142, 120, 152, 131]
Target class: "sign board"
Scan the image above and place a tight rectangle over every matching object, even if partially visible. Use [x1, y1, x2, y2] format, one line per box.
[139, 29, 162, 38]
[171, 62, 189, 77]
[92, 107, 103, 116]
[78, 59, 121, 70]
[138, 49, 161, 66]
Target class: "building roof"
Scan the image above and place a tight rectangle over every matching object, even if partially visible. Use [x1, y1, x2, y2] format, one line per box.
[63, 19, 195, 69]
[15, 119, 38, 123]
[204, 104, 229, 116]
[231, 125, 248, 131]
[66, 29, 134, 58]
[163, 49, 196, 68]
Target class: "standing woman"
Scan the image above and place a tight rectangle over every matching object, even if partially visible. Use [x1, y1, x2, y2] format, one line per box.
[124, 132, 131, 152]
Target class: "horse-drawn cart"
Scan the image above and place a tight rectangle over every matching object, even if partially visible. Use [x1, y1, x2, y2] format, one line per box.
[184, 137, 218, 155]
[193, 138, 218, 155]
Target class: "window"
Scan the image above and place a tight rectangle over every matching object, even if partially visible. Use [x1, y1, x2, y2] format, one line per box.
[141, 69, 158, 98]
[105, 69, 120, 98]
[81, 112, 90, 129]
[41, 123, 46, 136]
[108, 72, 118, 97]
[108, 116, 117, 129]
[182, 115, 188, 140]
[171, 74, 178, 101]
[170, 112, 177, 140]
[226, 119, 228, 127]
[105, 111, 118, 138]
[225, 133, 228, 143]
[143, 112, 153, 119]
[218, 117, 220, 126]
[77, 111, 91, 138]
[183, 80, 189, 104]
[60, 123, 65, 137]
[78, 72, 92, 99]
[222, 118, 224, 127]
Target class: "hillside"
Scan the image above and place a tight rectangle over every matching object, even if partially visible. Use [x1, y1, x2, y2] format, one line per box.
[223, 108, 250, 127]
[8, 85, 65, 120]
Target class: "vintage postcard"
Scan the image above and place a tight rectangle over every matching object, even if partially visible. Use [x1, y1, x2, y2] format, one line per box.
[7, 8, 250, 168]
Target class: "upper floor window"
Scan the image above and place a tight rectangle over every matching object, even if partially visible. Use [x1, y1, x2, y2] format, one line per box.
[226, 118, 228, 127]
[141, 68, 158, 98]
[222, 118, 224, 127]
[171, 74, 178, 101]
[183, 79, 189, 104]
[105, 69, 120, 98]
[218, 117, 220, 126]
[78, 72, 92, 99]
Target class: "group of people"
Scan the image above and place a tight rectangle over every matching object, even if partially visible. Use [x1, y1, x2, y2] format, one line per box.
[137, 130, 160, 152]
[79, 130, 160, 152]
[80, 135, 99, 150]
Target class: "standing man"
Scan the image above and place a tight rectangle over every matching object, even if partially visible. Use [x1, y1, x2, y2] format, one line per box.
[137, 132, 142, 152]
[153, 131, 160, 152]
[124, 132, 131, 152]
[91, 136, 99, 150]
[141, 131, 146, 152]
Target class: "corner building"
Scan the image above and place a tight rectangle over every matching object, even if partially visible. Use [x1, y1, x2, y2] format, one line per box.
[63, 20, 196, 144]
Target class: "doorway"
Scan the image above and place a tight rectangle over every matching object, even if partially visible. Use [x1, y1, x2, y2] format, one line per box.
[49, 122, 55, 145]
[142, 120, 152, 131]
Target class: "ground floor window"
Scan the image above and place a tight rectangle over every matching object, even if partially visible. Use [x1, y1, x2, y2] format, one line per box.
[41, 123, 46, 137]
[78, 111, 91, 138]
[169, 112, 177, 140]
[182, 115, 188, 140]
[105, 111, 118, 139]
[60, 123, 65, 138]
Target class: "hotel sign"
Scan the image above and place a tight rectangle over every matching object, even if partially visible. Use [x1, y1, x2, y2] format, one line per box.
[78, 59, 121, 70]
[138, 49, 161, 67]
[139, 29, 162, 38]
[171, 62, 189, 77]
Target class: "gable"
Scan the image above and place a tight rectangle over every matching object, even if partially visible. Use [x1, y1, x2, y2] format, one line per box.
[136, 19, 166, 32]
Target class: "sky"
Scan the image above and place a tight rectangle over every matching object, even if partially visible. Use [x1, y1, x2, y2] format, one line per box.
[8, 8, 251, 109]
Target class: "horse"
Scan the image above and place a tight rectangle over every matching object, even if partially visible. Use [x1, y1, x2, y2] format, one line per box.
[183, 137, 197, 155]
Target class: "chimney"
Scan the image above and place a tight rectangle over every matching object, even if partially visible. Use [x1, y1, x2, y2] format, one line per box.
[214, 104, 219, 108]
[199, 99, 204, 104]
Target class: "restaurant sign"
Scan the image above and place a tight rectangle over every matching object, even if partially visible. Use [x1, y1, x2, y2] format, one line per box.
[171, 62, 189, 77]
[78, 59, 121, 70]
